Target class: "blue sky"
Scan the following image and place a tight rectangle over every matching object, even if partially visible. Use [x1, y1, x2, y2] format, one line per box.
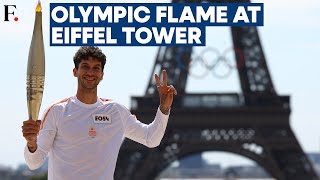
[0, 0, 319, 168]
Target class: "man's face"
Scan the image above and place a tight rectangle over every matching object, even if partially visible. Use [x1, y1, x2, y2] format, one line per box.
[73, 57, 104, 90]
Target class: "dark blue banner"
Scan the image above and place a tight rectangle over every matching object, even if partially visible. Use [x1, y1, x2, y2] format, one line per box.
[50, 3, 264, 46]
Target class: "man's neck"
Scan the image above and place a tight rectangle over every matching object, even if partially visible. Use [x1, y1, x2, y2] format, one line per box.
[76, 89, 98, 104]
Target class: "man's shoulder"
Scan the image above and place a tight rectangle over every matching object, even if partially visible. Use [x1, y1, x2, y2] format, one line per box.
[99, 98, 128, 110]
[40, 97, 72, 121]
[99, 97, 113, 102]
[99, 97, 118, 106]
[45, 96, 73, 112]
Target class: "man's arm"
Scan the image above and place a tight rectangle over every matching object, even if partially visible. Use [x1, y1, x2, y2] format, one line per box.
[119, 104, 169, 148]
[22, 106, 58, 170]
[22, 119, 48, 170]
[122, 69, 176, 147]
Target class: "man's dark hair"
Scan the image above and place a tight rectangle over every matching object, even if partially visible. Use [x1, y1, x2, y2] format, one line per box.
[73, 46, 106, 71]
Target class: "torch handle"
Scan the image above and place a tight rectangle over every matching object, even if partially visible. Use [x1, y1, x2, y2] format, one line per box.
[27, 74, 45, 121]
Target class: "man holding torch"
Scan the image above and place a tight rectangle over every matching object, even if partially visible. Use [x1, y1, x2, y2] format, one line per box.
[22, 46, 177, 179]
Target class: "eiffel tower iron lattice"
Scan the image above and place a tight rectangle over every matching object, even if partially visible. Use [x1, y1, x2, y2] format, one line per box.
[114, 1, 319, 180]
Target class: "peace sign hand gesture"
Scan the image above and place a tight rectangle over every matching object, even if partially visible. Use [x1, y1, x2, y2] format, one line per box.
[155, 70, 177, 115]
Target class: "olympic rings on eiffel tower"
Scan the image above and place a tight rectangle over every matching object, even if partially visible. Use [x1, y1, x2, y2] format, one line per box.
[182, 47, 245, 79]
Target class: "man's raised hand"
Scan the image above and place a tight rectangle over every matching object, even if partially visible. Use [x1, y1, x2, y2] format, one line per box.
[155, 70, 177, 115]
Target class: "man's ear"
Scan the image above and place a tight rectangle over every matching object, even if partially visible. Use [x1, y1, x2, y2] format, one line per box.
[73, 68, 78, 77]
[100, 72, 104, 81]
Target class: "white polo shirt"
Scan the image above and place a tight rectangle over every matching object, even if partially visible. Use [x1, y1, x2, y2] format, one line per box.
[24, 96, 169, 180]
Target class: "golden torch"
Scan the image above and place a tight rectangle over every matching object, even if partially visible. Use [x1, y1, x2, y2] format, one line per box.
[26, 1, 45, 121]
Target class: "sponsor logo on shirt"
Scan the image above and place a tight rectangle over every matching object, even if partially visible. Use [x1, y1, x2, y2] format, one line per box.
[93, 114, 111, 124]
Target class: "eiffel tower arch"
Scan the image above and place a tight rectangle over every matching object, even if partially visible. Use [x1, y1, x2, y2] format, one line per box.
[114, 1, 319, 180]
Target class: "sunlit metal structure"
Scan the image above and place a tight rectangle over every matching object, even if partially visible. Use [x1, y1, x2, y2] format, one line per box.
[115, 0, 319, 180]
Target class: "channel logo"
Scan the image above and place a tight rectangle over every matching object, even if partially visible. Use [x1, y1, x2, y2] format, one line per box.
[1, 2, 18, 22]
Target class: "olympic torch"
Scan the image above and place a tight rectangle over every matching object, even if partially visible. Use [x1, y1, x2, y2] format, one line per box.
[26, 1, 45, 121]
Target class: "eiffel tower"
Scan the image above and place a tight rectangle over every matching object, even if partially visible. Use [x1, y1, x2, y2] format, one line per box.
[114, 1, 319, 180]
